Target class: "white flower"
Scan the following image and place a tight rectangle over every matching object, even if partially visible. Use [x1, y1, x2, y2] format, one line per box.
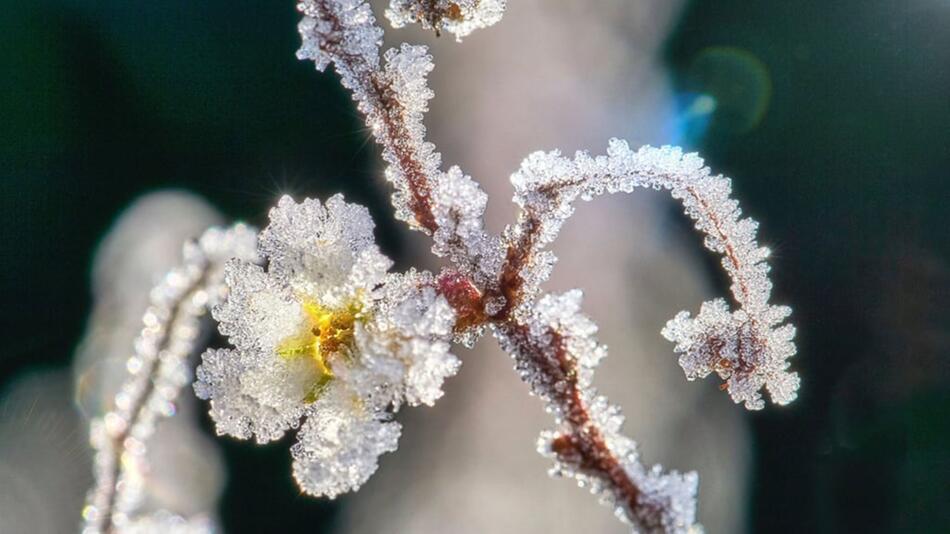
[195, 194, 458, 497]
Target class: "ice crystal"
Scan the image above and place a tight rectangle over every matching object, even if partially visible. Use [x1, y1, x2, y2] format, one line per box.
[509, 139, 798, 409]
[194, 195, 458, 497]
[83, 223, 258, 534]
[296, 0, 382, 73]
[431, 165, 505, 287]
[386, 0, 506, 41]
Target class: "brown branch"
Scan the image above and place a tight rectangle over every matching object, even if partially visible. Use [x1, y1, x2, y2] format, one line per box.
[493, 177, 584, 320]
[371, 76, 439, 232]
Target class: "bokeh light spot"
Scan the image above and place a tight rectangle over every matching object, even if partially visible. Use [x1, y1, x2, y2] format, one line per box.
[685, 46, 772, 135]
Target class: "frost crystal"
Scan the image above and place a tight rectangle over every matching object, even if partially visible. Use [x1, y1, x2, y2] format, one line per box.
[431, 165, 505, 287]
[509, 140, 798, 409]
[195, 195, 458, 497]
[296, 0, 382, 73]
[386, 0, 506, 41]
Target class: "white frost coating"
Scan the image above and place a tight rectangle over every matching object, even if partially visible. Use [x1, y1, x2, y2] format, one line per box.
[509, 139, 798, 409]
[296, 2, 504, 281]
[296, 0, 382, 73]
[297, 1, 435, 231]
[496, 291, 700, 533]
[290, 389, 402, 498]
[431, 165, 506, 287]
[195, 195, 459, 497]
[83, 223, 259, 534]
[662, 299, 798, 410]
[386, 0, 506, 41]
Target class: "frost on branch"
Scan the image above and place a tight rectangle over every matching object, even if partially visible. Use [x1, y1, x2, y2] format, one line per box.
[508, 139, 799, 409]
[297, 0, 504, 286]
[495, 291, 699, 533]
[431, 165, 506, 292]
[194, 195, 458, 497]
[289, 3, 795, 529]
[83, 224, 258, 534]
[296, 0, 382, 73]
[297, 0, 437, 232]
[386, 0, 506, 41]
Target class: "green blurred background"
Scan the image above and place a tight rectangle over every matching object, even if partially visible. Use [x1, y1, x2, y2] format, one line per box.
[1, 1, 947, 532]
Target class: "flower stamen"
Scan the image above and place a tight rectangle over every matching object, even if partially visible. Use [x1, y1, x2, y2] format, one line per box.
[278, 298, 364, 402]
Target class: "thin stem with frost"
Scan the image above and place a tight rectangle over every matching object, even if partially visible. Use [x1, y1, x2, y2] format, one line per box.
[83, 257, 209, 533]
[504, 140, 799, 410]
[83, 226, 257, 534]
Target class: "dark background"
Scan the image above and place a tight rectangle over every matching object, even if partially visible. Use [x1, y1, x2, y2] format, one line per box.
[1, 1, 947, 532]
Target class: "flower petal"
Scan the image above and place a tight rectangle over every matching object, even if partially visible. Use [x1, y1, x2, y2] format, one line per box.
[194, 349, 305, 443]
[213, 260, 304, 354]
[290, 389, 401, 498]
[259, 195, 378, 297]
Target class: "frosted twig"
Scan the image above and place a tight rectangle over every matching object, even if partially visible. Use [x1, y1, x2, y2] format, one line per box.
[495, 291, 699, 533]
[290, 1, 799, 531]
[98, 2, 805, 532]
[297, 0, 504, 287]
[505, 140, 799, 410]
[82, 226, 257, 534]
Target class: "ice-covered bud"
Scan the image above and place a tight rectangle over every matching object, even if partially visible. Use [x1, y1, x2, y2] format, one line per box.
[386, 0, 506, 41]
[195, 195, 459, 497]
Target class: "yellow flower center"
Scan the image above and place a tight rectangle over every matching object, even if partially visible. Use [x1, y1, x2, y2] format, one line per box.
[277, 298, 364, 403]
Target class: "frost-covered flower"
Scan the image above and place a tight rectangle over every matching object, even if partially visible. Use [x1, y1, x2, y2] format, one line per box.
[195, 195, 458, 497]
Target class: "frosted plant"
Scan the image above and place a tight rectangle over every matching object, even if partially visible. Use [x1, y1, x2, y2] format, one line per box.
[194, 195, 458, 497]
[83, 2, 798, 533]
